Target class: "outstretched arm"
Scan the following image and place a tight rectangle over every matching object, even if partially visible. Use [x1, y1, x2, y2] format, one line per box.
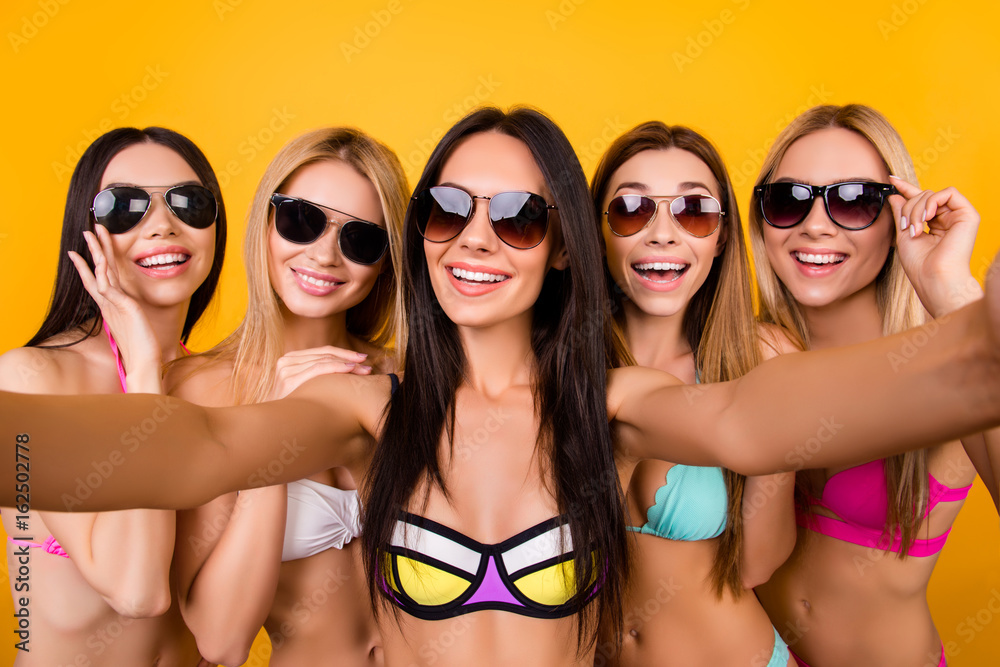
[0, 372, 384, 511]
[610, 263, 1000, 475]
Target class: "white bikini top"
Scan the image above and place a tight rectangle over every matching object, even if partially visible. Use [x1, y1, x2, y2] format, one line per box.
[281, 478, 362, 562]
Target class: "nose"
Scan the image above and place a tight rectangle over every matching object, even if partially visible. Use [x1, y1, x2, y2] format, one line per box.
[305, 221, 343, 267]
[799, 195, 838, 238]
[643, 199, 681, 246]
[458, 196, 498, 254]
[138, 191, 182, 238]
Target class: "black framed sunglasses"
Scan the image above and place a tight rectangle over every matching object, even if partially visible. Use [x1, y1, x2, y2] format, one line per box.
[605, 194, 724, 238]
[755, 181, 897, 230]
[411, 186, 556, 250]
[270, 194, 389, 265]
[91, 185, 218, 234]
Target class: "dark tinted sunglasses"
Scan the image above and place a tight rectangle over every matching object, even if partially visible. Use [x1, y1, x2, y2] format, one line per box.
[91, 185, 218, 234]
[270, 194, 389, 265]
[605, 194, 724, 238]
[755, 181, 897, 230]
[412, 186, 556, 250]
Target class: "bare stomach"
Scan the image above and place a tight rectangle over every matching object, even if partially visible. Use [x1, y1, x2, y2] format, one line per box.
[265, 541, 381, 667]
[756, 528, 942, 667]
[607, 535, 789, 667]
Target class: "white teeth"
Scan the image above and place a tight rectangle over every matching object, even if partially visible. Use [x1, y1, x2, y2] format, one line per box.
[138, 253, 188, 267]
[450, 267, 508, 283]
[633, 261, 687, 271]
[794, 252, 846, 265]
[296, 271, 338, 287]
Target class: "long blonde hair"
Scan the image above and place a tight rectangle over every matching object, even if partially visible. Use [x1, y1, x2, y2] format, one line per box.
[214, 127, 409, 405]
[748, 104, 928, 555]
[591, 121, 762, 596]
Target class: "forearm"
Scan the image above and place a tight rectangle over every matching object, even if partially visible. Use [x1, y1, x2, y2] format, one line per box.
[182, 486, 286, 665]
[0, 389, 350, 510]
[623, 301, 1000, 474]
[739, 472, 796, 588]
[963, 431, 1000, 508]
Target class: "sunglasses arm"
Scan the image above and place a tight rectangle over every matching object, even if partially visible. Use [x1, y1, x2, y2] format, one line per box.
[611, 297, 1000, 476]
[0, 374, 382, 510]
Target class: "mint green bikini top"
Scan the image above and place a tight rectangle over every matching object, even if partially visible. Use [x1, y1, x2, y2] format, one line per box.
[627, 465, 728, 541]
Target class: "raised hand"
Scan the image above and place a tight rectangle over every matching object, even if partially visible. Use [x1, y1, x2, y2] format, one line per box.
[68, 226, 162, 383]
[266, 345, 372, 400]
[888, 176, 983, 317]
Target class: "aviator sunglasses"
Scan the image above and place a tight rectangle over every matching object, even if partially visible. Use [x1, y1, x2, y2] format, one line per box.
[605, 194, 724, 238]
[91, 185, 218, 234]
[270, 194, 389, 265]
[412, 186, 557, 250]
[755, 181, 898, 230]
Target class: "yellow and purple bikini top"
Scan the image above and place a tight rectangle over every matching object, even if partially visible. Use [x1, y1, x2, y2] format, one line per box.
[382, 511, 596, 620]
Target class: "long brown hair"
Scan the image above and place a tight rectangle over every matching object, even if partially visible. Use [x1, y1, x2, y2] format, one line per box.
[747, 104, 928, 554]
[362, 107, 629, 653]
[209, 127, 409, 404]
[591, 121, 762, 596]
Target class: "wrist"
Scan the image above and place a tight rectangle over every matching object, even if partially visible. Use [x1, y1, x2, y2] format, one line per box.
[931, 275, 983, 318]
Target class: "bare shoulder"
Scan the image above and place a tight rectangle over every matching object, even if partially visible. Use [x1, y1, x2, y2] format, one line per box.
[606, 366, 684, 418]
[0, 341, 93, 394]
[164, 354, 235, 407]
[757, 323, 802, 360]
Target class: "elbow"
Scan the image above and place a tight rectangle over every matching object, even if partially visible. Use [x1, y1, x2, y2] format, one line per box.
[741, 563, 779, 590]
[196, 633, 255, 667]
[107, 585, 173, 619]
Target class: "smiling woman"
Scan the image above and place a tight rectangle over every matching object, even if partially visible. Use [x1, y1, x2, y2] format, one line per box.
[0, 127, 227, 666]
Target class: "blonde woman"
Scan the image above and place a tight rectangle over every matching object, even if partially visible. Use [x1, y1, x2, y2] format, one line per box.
[164, 128, 407, 666]
[750, 104, 991, 666]
[592, 121, 796, 666]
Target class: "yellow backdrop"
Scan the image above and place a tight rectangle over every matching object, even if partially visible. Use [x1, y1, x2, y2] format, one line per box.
[1, 0, 998, 664]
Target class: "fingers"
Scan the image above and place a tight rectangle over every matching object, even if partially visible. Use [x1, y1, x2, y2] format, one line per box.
[68, 250, 100, 297]
[271, 359, 372, 399]
[277, 346, 368, 362]
[93, 225, 122, 287]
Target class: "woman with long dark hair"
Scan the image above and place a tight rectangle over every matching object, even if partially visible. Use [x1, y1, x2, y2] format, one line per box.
[1, 108, 1000, 667]
[0, 127, 226, 665]
[592, 121, 795, 666]
[750, 104, 992, 667]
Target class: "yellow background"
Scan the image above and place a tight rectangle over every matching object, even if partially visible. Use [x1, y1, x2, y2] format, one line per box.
[1, 0, 999, 664]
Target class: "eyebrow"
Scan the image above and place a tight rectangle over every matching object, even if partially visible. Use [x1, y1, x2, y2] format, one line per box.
[102, 180, 202, 188]
[770, 176, 879, 186]
[612, 180, 714, 195]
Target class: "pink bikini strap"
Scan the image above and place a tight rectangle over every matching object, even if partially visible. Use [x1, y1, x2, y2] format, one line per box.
[927, 474, 973, 506]
[102, 321, 128, 393]
[796, 512, 951, 557]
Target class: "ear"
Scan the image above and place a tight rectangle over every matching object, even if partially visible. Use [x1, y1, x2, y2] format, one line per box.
[714, 224, 729, 258]
[550, 244, 570, 271]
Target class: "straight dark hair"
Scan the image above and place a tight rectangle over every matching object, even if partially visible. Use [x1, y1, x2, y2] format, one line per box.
[591, 122, 763, 597]
[27, 127, 227, 347]
[361, 106, 629, 652]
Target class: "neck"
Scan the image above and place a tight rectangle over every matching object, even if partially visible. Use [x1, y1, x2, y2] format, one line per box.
[801, 281, 883, 350]
[457, 312, 535, 397]
[137, 301, 192, 363]
[279, 304, 354, 354]
[622, 301, 695, 382]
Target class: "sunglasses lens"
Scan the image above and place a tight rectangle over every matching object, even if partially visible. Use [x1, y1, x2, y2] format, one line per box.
[165, 185, 217, 229]
[607, 195, 655, 236]
[826, 183, 885, 229]
[415, 187, 472, 243]
[489, 192, 549, 249]
[92, 187, 150, 233]
[274, 196, 328, 244]
[760, 183, 813, 228]
[670, 195, 722, 237]
[341, 221, 389, 265]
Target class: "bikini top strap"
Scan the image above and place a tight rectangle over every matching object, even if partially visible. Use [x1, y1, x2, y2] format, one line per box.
[102, 321, 128, 393]
[389, 372, 399, 396]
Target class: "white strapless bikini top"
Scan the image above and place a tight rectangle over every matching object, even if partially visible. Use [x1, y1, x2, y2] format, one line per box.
[281, 478, 362, 562]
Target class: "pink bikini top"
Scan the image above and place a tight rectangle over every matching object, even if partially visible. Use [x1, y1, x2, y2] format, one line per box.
[6, 325, 190, 559]
[797, 459, 972, 557]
